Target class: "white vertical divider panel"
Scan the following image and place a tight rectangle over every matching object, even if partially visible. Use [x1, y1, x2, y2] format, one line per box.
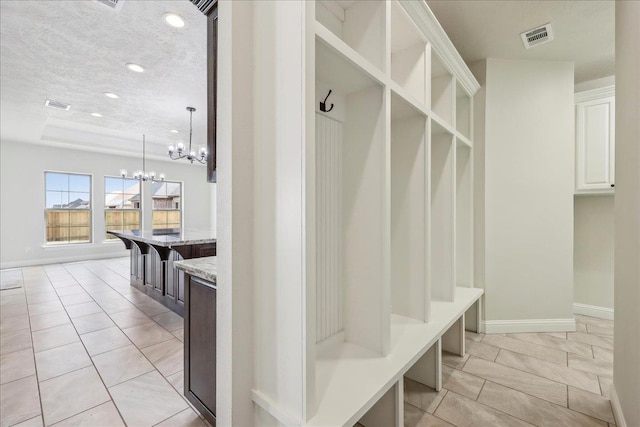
[304, 0, 317, 417]
[342, 85, 389, 355]
[424, 118, 432, 322]
[456, 82, 472, 139]
[391, 114, 427, 321]
[250, 1, 308, 424]
[315, 113, 344, 343]
[456, 142, 473, 287]
[430, 126, 456, 302]
[217, 1, 255, 425]
[383, 0, 392, 357]
[425, 44, 432, 111]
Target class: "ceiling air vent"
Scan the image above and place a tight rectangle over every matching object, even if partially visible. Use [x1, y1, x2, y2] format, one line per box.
[521, 23, 554, 49]
[44, 99, 70, 111]
[96, 0, 124, 12]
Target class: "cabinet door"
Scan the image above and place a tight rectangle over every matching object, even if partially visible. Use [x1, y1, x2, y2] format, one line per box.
[576, 97, 615, 192]
[184, 275, 216, 424]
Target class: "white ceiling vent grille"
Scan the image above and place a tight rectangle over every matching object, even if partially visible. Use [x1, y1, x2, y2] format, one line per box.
[521, 23, 554, 49]
[96, 0, 124, 12]
[44, 99, 70, 111]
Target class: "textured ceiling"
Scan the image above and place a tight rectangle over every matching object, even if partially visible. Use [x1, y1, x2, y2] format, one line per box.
[0, 0, 207, 157]
[1, 0, 615, 158]
[426, 0, 615, 84]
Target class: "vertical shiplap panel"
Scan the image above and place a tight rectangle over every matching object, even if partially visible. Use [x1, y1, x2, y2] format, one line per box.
[316, 113, 343, 343]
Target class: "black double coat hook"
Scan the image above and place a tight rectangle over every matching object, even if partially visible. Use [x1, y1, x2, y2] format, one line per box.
[320, 90, 334, 113]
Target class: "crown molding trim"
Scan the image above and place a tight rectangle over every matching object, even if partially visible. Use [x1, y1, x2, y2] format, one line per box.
[400, 0, 481, 97]
[575, 85, 616, 103]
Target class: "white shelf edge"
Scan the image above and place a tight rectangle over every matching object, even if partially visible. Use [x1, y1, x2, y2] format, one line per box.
[388, 82, 473, 147]
[429, 111, 456, 136]
[315, 21, 388, 88]
[304, 287, 483, 427]
[389, 81, 428, 117]
[455, 134, 473, 148]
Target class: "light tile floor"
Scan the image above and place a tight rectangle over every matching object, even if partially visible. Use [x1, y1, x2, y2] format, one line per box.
[1, 258, 616, 427]
[404, 315, 616, 427]
[0, 258, 207, 427]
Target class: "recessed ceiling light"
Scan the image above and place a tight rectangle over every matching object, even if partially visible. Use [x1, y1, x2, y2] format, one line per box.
[163, 13, 185, 28]
[104, 92, 119, 99]
[126, 63, 145, 73]
[170, 129, 179, 133]
[91, 113, 103, 117]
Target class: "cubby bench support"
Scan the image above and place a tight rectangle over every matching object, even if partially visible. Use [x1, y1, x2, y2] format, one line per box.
[405, 339, 442, 391]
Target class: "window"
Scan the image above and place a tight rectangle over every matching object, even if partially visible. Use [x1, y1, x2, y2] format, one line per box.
[152, 181, 182, 230]
[105, 177, 141, 239]
[45, 172, 91, 244]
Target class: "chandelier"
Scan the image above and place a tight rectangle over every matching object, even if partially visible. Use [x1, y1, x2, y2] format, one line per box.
[168, 106, 207, 164]
[120, 134, 165, 182]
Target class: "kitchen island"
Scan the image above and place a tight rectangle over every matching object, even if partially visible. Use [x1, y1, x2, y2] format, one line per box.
[174, 256, 217, 426]
[108, 229, 216, 315]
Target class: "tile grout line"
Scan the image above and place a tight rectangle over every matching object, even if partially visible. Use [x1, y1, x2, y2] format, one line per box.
[89, 260, 209, 425]
[450, 385, 537, 427]
[22, 266, 45, 427]
[475, 379, 487, 401]
[42, 264, 129, 427]
[467, 360, 615, 424]
[503, 330, 597, 360]
[61, 261, 194, 425]
[464, 355, 573, 408]
[471, 351, 607, 403]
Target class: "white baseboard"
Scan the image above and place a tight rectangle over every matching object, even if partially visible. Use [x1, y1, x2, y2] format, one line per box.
[610, 384, 627, 427]
[573, 303, 614, 320]
[482, 318, 576, 334]
[0, 251, 127, 270]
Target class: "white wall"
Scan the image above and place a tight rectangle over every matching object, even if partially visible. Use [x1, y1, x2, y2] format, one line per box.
[475, 58, 575, 332]
[0, 140, 214, 268]
[574, 196, 614, 310]
[572, 76, 616, 314]
[612, 2, 640, 426]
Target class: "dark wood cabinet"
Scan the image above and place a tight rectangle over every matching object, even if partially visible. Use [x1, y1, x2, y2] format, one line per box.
[127, 242, 216, 316]
[184, 274, 216, 425]
[145, 252, 163, 294]
[206, 3, 218, 183]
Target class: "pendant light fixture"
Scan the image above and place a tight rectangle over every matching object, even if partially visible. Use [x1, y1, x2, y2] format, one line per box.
[120, 134, 166, 182]
[168, 106, 207, 164]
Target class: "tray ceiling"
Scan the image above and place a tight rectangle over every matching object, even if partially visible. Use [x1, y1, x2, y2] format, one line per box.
[0, 0, 207, 158]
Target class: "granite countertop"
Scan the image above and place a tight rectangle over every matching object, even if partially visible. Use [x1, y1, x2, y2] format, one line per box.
[107, 229, 216, 247]
[174, 256, 217, 283]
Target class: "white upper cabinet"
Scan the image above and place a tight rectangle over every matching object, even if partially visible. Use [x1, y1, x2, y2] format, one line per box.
[575, 87, 615, 194]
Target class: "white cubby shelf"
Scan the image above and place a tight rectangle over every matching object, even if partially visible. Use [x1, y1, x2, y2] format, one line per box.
[251, 1, 482, 425]
[307, 287, 483, 427]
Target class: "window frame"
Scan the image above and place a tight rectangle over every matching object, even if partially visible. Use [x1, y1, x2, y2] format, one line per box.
[43, 171, 93, 246]
[104, 175, 142, 240]
[151, 180, 183, 231]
